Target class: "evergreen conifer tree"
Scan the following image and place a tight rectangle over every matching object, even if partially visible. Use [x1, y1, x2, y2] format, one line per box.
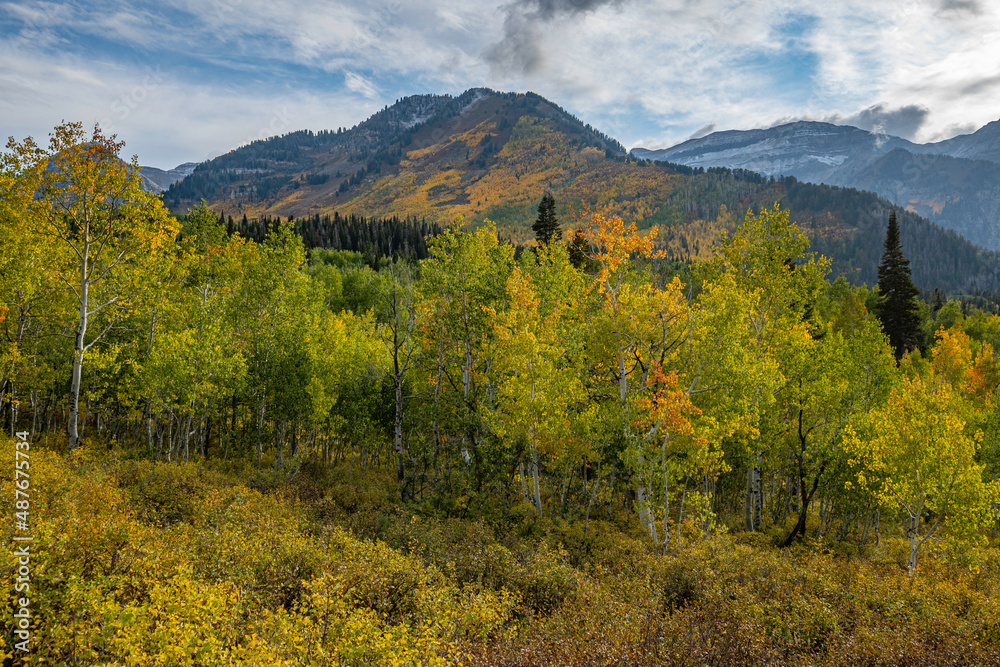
[875, 210, 922, 360]
[532, 192, 561, 245]
[568, 227, 590, 270]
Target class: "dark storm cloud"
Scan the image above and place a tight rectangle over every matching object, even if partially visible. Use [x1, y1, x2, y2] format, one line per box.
[484, 0, 628, 77]
[838, 103, 931, 140]
[937, 0, 982, 15]
[688, 122, 718, 140]
[959, 73, 1000, 96]
[527, 0, 629, 19]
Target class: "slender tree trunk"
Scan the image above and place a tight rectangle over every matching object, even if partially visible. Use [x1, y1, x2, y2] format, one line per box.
[30, 389, 38, 440]
[636, 481, 656, 543]
[745, 452, 763, 532]
[907, 512, 919, 575]
[559, 457, 572, 517]
[145, 402, 154, 458]
[530, 444, 543, 514]
[677, 480, 687, 544]
[68, 241, 89, 450]
[783, 458, 828, 547]
[274, 419, 285, 470]
[782, 407, 827, 547]
[817, 496, 829, 540]
[394, 371, 405, 485]
[430, 347, 445, 491]
[45, 391, 55, 434]
[661, 434, 672, 553]
[753, 454, 763, 529]
[256, 401, 265, 470]
[166, 408, 174, 462]
[860, 510, 873, 546]
[183, 413, 191, 464]
[204, 415, 212, 459]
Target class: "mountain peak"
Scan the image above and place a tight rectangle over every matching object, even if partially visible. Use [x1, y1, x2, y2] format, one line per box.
[162, 88, 626, 220]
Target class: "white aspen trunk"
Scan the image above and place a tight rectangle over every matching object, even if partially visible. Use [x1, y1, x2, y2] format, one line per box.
[394, 369, 405, 483]
[745, 468, 755, 532]
[145, 404, 154, 458]
[183, 413, 192, 464]
[431, 348, 444, 489]
[618, 343, 628, 407]
[274, 419, 285, 470]
[166, 408, 174, 462]
[531, 448, 542, 514]
[636, 476, 658, 544]
[703, 473, 714, 536]
[461, 335, 473, 465]
[68, 234, 89, 449]
[527, 370, 542, 514]
[816, 497, 824, 539]
[256, 401, 265, 470]
[753, 453, 763, 530]
[677, 481, 687, 544]
[907, 513, 919, 575]
[661, 434, 671, 554]
[157, 420, 165, 462]
[46, 391, 55, 434]
[30, 389, 38, 439]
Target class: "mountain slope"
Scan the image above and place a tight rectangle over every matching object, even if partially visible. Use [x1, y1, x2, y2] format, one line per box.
[140, 162, 198, 192]
[633, 120, 1000, 250]
[164, 88, 627, 225]
[164, 90, 1000, 294]
[927, 119, 1000, 164]
[634, 122, 918, 184]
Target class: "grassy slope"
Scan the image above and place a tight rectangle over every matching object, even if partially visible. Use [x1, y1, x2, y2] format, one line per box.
[5, 440, 999, 666]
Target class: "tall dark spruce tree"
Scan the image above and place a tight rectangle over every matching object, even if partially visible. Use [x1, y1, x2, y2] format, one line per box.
[567, 227, 590, 270]
[532, 192, 561, 245]
[875, 210, 922, 360]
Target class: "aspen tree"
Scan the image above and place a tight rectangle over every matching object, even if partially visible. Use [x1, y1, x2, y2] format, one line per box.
[10, 123, 176, 448]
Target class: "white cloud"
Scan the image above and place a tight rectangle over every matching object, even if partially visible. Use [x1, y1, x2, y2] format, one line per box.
[343, 72, 380, 99]
[3, 0, 999, 165]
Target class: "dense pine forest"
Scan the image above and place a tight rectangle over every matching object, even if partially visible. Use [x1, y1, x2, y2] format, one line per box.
[2, 123, 1000, 665]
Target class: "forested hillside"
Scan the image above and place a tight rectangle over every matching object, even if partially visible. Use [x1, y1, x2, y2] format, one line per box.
[163, 89, 1000, 297]
[3, 122, 1000, 665]
[631, 120, 1000, 251]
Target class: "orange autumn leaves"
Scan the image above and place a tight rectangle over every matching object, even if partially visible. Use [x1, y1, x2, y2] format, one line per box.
[580, 207, 664, 306]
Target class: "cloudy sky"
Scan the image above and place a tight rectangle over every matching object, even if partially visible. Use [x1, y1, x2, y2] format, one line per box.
[2, 0, 998, 168]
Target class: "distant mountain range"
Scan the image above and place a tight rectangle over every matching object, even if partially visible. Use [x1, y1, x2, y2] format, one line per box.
[156, 88, 1000, 295]
[139, 162, 198, 192]
[632, 120, 1000, 249]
